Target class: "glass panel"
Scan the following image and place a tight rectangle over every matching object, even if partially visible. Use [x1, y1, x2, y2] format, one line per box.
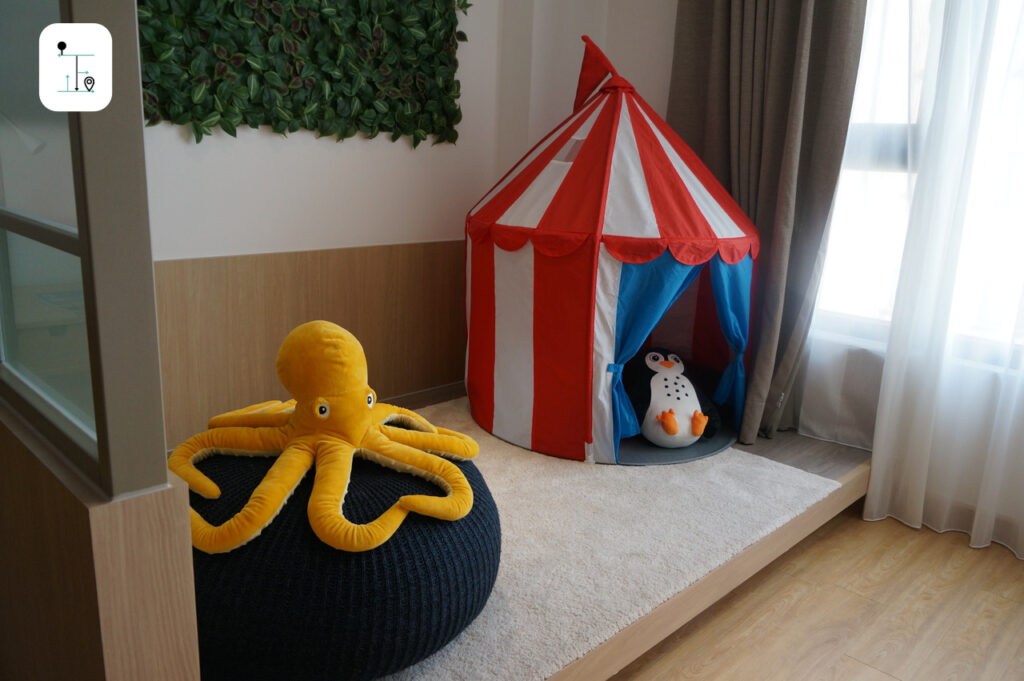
[0, 230, 96, 449]
[0, 0, 79, 229]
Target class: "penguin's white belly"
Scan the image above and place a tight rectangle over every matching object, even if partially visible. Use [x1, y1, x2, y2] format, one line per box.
[641, 373, 703, 448]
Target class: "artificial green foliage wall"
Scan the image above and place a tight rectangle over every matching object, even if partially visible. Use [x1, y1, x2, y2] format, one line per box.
[138, 0, 469, 145]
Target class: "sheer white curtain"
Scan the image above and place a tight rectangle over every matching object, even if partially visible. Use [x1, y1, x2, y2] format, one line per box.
[802, 0, 1024, 557]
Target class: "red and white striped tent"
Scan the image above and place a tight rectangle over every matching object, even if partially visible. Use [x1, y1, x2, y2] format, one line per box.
[465, 37, 759, 463]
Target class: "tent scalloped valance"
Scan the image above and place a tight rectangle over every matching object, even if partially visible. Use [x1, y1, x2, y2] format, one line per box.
[466, 223, 758, 265]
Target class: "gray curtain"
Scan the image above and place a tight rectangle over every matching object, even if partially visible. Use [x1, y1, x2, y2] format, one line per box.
[667, 0, 867, 443]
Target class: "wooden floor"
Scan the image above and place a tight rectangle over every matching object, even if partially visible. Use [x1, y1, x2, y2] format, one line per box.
[610, 502, 1024, 681]
[736, 428, 870, 481]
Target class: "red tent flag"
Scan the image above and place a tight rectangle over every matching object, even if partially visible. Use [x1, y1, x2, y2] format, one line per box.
[573, 35, 618, 112]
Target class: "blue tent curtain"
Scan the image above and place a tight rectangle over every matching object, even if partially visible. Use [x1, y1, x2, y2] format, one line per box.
[609, 251, 701, 456]
[608, 252, 753, 459]
[709, 254, 753, 426]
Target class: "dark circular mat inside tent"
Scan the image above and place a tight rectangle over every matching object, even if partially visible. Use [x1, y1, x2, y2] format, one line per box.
[190, 454, 501, 681]
[616, 420, 736, 465]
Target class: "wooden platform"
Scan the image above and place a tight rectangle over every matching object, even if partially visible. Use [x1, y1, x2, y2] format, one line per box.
[549, 431, 871, 681]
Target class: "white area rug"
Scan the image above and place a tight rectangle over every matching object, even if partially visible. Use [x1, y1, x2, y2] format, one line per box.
[384, 398, 840, 681]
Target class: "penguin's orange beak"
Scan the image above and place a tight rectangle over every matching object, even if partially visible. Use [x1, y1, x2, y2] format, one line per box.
[659, 360, 674, 368]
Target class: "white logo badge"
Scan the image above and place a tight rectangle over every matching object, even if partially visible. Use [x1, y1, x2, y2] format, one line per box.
[39, 23, 112, 112]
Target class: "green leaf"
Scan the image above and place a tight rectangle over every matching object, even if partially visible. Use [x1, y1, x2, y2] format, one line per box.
[264, 71, 285, 88]
[274, 105, 292, 121]
[155, 42, 174, 61]
[201, 112, 221, 127]
[191, 82, 208, 103]
[142, 62, 161, 83]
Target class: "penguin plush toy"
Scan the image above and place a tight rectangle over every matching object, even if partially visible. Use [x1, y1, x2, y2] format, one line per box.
[625, 348, 719, 448]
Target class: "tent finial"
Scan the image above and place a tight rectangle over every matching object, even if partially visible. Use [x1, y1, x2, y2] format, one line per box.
[574, 35, 619, 112]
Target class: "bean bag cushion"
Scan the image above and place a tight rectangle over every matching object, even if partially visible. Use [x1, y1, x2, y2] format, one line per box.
[191, 454, 501, 681]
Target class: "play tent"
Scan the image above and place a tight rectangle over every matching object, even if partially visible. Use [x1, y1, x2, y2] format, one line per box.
[465, 37, 759, 463]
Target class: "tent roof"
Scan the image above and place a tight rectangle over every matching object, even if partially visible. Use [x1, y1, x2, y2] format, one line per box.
[467, 38, 759, 266]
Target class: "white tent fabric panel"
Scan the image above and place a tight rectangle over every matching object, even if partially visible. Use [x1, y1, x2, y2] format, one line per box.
[602, 103, 659, 238]
[497, 161, 573, 229]
[494, 103, 605, 229]
[587, 244, 623, 464]
[491, 242, 535, 448]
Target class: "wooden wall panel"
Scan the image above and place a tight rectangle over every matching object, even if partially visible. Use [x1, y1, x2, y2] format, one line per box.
[155, 240, 466, 448]
[0, 423, 106, 681]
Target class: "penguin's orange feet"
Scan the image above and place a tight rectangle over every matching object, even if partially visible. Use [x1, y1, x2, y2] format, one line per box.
[691, 411, 709, 437]
[656, 409, 678, 435]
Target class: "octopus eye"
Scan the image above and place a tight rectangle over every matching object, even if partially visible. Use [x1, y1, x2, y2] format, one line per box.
[366, 393, 375, 408]
[316, 403, 330, 418]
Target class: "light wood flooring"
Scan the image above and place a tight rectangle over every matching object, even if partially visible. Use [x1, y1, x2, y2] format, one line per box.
[610, 501, 1024, 681]
[735, 429, 871, 481]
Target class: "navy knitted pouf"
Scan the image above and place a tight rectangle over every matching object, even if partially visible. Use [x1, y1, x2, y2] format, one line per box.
[190, 454, 501, 681]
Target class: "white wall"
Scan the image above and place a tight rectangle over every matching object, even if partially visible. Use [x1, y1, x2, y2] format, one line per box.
[497, 0, 678, 173]
[145, 0, 678, 261]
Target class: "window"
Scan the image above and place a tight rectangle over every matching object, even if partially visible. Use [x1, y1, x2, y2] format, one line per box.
[814, 0, 1024, 365]
[800, 0, 1024, 450]
[814, 0, 932, 329]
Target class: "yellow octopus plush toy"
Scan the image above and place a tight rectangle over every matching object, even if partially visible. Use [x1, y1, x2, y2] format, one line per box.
[168, 321, 479, 554]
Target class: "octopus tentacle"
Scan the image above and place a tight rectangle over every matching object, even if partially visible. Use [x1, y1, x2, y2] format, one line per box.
[307, 440, 411, 552]
[168, 427, 291, 499]
[372, 402, 437, 432]
[190, 440, 316, 554]
[208, 399, 297, 429]
[376, 424, 479, 461]
[308, 432, 475, 552]
[361, 428, 474, 521]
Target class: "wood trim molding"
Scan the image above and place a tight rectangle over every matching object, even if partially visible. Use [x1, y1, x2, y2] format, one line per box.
[91, 478, 199, 681]
[386, 380, 466, 411]
[549, 463, 872, 681]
